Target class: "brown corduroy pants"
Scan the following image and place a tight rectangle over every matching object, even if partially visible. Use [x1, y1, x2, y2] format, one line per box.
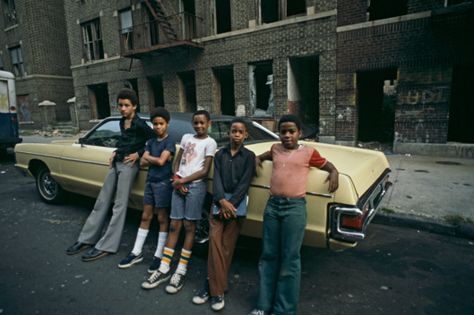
[207, 216, 243, 296]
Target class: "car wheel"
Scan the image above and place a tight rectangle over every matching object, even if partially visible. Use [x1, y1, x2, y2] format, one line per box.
[35, 167, 64, 204]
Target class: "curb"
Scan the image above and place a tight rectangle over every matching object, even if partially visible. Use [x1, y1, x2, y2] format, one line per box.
[373, 212, 474, 240]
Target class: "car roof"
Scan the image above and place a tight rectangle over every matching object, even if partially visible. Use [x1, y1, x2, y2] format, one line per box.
[107, 112, 244, 122]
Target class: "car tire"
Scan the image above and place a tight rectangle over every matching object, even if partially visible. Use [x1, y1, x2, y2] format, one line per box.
[35, 167, 64, 204]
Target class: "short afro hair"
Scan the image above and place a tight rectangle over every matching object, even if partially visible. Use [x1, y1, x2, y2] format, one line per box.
[150, 107, 170, 123]
[116, 88, 138, 106]
[278, 114, 302, 130]
[192, 109, 211, 121]
[230, 117, 249, 130]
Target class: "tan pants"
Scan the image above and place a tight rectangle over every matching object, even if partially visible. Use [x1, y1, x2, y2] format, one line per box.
[207, 216, 243, 296]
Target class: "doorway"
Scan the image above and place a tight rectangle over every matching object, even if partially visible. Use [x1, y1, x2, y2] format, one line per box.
[178, 71, 197, 112]
[88, 83, 110, 119]
[448, 65, 474, 143]
[213, 67, 235, 115]
[357, 68, 397, 143]
[288, 56, 319, 137]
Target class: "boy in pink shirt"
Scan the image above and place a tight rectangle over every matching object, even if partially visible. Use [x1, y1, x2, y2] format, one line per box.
[249, 115, 339, 315]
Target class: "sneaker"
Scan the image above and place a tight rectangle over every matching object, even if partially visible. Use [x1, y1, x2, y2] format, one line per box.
[141, 271, 171, 290]
[165, 273, 185, 294]
[210, 295, 225, 311]
[147, 256, 161, 274]
[118, 252, 143, 269]
[192, 287, 210, 305]
[248, 309, 267, 315]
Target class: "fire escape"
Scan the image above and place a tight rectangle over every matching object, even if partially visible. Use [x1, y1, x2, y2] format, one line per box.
[120, 0, 203, 59]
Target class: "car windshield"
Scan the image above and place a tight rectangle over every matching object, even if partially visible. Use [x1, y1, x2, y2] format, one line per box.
[84, 117, 276, 148]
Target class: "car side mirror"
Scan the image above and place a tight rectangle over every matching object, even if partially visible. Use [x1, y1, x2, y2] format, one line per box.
[78, 137, 86, 146]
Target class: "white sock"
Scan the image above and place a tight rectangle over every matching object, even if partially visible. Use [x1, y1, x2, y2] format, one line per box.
[131, 228, 149, 256]
[154, 232, 168, 258]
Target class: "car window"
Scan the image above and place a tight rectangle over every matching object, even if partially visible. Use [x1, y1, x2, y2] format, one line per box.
[84, 120, 121, 147]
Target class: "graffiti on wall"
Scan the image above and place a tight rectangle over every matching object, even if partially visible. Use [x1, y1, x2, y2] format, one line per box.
[398, 86, 449, 106]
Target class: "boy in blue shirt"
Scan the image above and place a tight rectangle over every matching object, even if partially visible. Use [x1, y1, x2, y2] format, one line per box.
[118, 107, 175, 273]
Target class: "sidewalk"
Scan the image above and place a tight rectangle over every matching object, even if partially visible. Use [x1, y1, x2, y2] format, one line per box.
[17, 134, 474, 238]
[376, 154, 474, 239]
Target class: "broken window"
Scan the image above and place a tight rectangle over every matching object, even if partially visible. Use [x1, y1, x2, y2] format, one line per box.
[81, 18, 104, 61]
[120, 9, 134, 51]
[249, 61, 273, 116]
[178, 71, 197, 112]
[88, 83, 110, 119]
[446, 0, 470, 5]
[215, 0, 231, 34]
[213, 67, 235, 115]
[287, 0, 306, 17]
[2, 0, 17, 26]
[9, 46, 25, 77]
[368, 0, 407, 21]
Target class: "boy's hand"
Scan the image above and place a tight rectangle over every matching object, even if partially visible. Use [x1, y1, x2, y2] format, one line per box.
[109, 152, 116, 168]
[172, 175, 188, 194]
[324, 170, 339, 193]
[219, 199, 237, 219]
[124, 152, 139, 165]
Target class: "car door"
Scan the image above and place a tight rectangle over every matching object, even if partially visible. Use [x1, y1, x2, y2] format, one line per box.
[59, 119, 119, 197]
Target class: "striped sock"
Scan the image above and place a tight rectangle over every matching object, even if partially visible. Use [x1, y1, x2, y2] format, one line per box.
[158, 247, 174, 274]
[176, 248, 192, 275]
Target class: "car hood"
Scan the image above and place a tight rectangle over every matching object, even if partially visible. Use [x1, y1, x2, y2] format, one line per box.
[246, 141, 390, 198]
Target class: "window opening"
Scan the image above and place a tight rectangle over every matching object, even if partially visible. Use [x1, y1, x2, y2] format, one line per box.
[368, 0, 407, 21]
[261, 0, 279, 23]
[120, 9, 134, 51]
[215, 0, 231, 34]
[249, 61, 273, 116]
[9, 46, 25, 77]
[287, 0, 306, 17]
[81, 18, 104, 61]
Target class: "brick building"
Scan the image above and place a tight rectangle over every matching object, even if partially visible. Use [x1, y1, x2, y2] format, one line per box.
[64, 0, 338, 140]
[0, 0, 73, 130]
[336, 0, 474, 155]
[61, 0, 473, 155]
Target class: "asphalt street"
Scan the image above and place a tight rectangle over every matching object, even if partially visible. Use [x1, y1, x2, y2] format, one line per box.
[1, 155, 474, 315]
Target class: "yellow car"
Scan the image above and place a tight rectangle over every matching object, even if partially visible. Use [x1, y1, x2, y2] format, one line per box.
[14, 113, 391, 250]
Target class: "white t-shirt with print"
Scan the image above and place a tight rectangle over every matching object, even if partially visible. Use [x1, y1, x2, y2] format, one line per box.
[177, 133, 217, 181]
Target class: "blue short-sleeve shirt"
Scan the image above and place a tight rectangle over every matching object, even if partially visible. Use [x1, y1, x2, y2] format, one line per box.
[145, 136, 176, 183]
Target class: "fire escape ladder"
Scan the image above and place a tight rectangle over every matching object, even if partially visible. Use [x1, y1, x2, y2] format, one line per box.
[144, 0, 178, 41]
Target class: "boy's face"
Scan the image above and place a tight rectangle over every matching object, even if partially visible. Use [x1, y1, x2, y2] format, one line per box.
[229, 122, 247, 146]
[279, 121, 301, 149]
[192, 114, 210, 137]
[117, 98, 137, 119]
[152, 116, 168, 138]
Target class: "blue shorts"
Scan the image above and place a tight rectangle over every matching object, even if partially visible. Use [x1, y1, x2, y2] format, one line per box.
[170, 181, 207, 221]
[143, 179, 173, 209]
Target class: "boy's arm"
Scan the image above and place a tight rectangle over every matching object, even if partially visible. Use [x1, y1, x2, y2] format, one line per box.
[228, 152, 256, 207]
[140, 151, 151, 167]
[255, 149, 272, 169]
[320, 161, 339, 193]
[172, 148, 184, 175]
[145, 150, 172, 167]
[212, 152, 226, 206]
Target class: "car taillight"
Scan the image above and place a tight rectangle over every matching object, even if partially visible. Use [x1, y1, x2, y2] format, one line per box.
[341, 214, 364, 230]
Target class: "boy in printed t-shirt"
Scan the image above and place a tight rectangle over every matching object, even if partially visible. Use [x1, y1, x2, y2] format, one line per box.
[248, 115, 339, 315]
[141, 110, 217, 294]
[118, 107, 175, 273]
